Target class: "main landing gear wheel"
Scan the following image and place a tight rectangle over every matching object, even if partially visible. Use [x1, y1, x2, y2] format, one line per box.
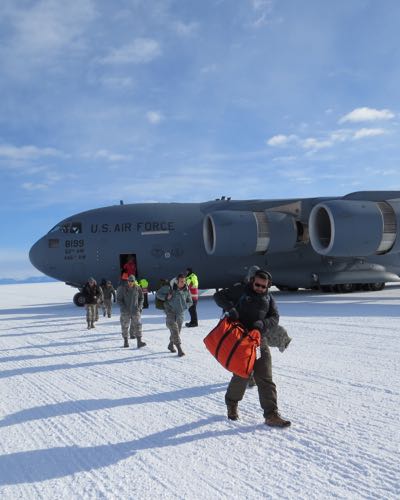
[73, 292, 86, 307]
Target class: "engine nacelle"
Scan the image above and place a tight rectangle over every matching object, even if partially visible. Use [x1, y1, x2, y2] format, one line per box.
[203, 210, 297, 256]
[309, 199, 400, 257]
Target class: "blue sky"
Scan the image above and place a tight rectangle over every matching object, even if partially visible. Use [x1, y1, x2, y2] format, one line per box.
[1, 0, 400, 279]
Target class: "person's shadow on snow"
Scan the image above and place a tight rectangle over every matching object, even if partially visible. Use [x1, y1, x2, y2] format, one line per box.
[0, 414, 260, 485]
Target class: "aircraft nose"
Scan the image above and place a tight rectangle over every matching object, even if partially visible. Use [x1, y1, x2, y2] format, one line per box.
[29, 237, 47, 274]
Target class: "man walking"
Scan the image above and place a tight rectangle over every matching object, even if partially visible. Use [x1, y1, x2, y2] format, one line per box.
[101, 280, 116, 318]
[214, 269, 291, 428]
[157, 273, 192, 357]
[117, 275, 146, 348]
[82, 277, 102, 329]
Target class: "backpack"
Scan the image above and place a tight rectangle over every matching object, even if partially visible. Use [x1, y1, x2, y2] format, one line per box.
[203, 317, 261, 378]
[155, 296, 166, 310]
[155, 282, 170, 310]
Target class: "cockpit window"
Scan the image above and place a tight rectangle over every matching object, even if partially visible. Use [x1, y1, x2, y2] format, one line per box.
[69, 222, 82, 234]
[48, 239, 60, 248]
[49, 222, 82, 234]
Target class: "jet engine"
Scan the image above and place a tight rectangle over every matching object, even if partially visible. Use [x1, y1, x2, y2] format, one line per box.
[309, 199, 400, 257]
[203, 210, 297, 256]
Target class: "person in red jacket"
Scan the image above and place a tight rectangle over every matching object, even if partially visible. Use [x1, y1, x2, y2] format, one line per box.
[121, 255, 136, 281]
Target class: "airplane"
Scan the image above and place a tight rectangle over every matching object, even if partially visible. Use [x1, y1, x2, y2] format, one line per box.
[29, 190, 400, 306]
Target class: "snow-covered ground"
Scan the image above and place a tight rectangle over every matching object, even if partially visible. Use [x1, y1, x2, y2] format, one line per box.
[0, 282, 399, 499]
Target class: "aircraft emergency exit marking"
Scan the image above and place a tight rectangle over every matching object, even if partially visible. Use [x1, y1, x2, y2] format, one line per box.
[90, 222, 175, 233]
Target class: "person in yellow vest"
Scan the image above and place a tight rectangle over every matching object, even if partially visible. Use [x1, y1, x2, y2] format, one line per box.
[185, 267, 199, 327]
[137, 278, 149, 308]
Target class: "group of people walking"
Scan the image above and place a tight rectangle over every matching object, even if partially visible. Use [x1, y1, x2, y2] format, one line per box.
[81, 265, 291, 428]
[82, 268, 198, 353]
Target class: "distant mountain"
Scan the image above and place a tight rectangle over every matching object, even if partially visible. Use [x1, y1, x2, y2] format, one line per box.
[0, 276, 57, 285]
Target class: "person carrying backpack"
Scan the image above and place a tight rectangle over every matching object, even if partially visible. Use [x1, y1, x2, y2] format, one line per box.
[156, 273, 192, 357]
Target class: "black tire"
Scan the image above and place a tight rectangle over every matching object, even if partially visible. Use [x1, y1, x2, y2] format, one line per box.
[73, 292, 86, 307]
[369, 282, 385, 291]
[338, 283, 354, 293]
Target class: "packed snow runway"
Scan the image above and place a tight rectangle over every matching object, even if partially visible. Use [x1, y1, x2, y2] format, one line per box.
[0, 282, 399, 499]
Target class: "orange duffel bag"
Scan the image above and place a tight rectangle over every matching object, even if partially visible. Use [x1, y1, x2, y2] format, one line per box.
[203, 317, 261, 378]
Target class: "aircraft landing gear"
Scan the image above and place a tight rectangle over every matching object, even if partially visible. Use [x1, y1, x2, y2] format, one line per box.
[364, 282, 385, 291]
[320, 282, 385, 293]
[73, 292, 86, 307]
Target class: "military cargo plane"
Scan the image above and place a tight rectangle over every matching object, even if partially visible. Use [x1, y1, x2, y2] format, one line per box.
[29, 191, 400, 306]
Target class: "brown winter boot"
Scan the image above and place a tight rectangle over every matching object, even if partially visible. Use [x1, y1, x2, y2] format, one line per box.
[137, 338, 146, 348]
[227, 402, 239, 421]
[123, 338, 129, 348]
[168, 342, 176, 353]
[177, 345, 185, 357]
[265, 411, 291, 428]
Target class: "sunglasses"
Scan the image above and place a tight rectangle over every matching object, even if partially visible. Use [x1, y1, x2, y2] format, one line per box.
[254, 282, 267, 290]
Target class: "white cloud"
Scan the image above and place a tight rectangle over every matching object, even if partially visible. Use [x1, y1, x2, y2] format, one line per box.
[339, 107, 395, 123]
[22, 182, 48, 191]
[353, 128, 386, 140]
[301, 137, 332, 150]
[146, 111, 164, 124]
[100, 38, 161, 64]
[200, 64, 218, 74]
[173, 21, 198, 36]
[329, 129, 351, 143]
[92, 149, 130, 162]
[272, 156, 297, 163]
[250, 0, 274, 27]
[1, 0, 96, 71]
[0, 144, 64, 161]
[267, 134, 297, 146]
[99, 76, 134, 89]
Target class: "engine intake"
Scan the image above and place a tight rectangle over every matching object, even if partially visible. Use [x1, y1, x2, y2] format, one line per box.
[203, 210, 297, 256]
[309, 200, 400, 257]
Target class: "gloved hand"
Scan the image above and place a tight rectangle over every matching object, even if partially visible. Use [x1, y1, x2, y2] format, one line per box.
[253, 320, 264, 332]
[228, 308, 239, 320]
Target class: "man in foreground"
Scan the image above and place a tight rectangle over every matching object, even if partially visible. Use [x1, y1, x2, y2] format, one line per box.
[214, 269, 291, 428]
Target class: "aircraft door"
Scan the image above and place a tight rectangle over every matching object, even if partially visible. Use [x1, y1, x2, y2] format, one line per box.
[120, 253, 138, 280]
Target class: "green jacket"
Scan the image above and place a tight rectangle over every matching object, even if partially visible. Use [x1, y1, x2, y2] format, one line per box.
[157, 284, 192, 315]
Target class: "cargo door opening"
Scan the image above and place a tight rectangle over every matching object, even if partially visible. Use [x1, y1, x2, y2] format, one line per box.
[120, 253, 138, 280]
